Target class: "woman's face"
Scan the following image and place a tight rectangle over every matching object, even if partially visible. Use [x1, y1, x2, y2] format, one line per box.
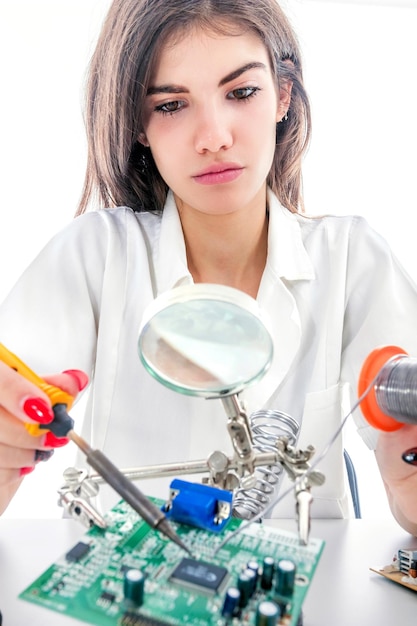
[142, 27, 289, 217]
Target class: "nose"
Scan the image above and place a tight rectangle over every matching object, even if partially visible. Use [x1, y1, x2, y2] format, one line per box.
[194, 105, 233, 154]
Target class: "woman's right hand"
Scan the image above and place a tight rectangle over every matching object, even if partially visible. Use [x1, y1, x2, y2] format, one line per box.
[0, 361, 88, 514]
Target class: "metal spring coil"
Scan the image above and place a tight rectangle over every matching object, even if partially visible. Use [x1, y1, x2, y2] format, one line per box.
[376, 357, 417, 424]
[232, 409, 300, 519]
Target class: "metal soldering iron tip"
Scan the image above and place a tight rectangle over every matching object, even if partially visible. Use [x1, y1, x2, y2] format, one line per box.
[157, 518, 192, 555]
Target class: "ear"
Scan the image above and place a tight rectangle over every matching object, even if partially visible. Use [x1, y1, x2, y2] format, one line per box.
[138, 132, 150, 147]
[276, 78, 293, 123]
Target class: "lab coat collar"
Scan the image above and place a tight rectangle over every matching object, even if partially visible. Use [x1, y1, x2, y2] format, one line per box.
[246, 191, 315, 413]
[155, 188, 315, 294]
[154, 188, 315, 411]
[156, 191, 192, 295]
[265, 189, 315, 281]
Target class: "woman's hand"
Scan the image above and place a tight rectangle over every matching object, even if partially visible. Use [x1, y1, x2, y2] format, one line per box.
[0, 361, 88, 515]
[375, 424, 417, 535]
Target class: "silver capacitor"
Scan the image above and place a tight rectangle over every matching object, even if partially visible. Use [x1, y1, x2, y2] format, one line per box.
[256, 600, 281, 626]
[123, 568, 145, 606]
[221, 587, 241, 618]
[275, 558, 296, 598]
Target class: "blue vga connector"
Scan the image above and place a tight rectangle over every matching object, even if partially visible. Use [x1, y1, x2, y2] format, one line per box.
[162, 479, 233, 533]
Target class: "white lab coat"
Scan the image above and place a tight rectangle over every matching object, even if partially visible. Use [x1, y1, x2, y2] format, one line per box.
[2, 190, 417, 518]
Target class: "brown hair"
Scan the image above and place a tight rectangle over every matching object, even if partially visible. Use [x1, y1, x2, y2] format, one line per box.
[77, 0, 311, 215]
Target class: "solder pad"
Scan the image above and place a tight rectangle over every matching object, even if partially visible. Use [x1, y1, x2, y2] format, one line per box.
[19, 498, 324, 626]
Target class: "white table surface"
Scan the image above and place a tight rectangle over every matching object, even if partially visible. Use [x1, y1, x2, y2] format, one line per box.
[0, 516, 416, 625]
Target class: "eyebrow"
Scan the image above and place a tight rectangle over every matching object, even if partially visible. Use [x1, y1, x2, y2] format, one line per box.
[146, 61, 267, 96]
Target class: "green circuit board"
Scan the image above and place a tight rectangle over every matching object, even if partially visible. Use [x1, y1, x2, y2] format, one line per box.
[20, 498, 324, 626]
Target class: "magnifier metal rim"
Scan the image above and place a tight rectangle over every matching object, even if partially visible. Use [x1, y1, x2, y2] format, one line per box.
[139, 283, 266, 332]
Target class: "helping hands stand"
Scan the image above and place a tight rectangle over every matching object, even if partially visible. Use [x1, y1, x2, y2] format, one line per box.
[58, 284, 325, 546]
[58, 393, 324, 545]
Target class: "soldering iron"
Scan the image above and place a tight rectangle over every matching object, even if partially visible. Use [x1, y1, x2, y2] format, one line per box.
[0, 343, 190, 555]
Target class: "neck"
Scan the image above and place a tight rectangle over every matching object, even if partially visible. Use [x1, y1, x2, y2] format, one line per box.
[178, 196, 268, 299]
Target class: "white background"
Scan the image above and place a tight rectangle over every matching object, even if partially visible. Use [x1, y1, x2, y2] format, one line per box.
[0, 0, 416, 521]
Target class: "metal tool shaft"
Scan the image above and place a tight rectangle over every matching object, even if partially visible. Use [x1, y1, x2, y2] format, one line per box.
[68, 431, 190, 554]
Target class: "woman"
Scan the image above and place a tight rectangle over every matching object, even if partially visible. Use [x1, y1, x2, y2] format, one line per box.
[0, 0, 417, 531]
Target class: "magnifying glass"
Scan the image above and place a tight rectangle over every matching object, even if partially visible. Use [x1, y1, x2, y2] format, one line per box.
[138, 283, 273, 399]
[137, 285, 303, 528]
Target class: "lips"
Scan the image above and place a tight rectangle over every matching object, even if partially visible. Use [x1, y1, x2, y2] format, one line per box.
[192, 163, 243, 185]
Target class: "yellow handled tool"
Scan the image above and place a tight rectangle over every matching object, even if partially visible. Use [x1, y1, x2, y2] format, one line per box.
[0, 343, 190, 554]
[0, 343, 74, 438]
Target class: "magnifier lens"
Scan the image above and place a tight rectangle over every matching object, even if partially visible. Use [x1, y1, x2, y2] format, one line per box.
[138, 284, 273, 398]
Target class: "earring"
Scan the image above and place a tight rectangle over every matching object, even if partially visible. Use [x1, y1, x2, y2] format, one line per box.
[276, 110, 289, 143]
[139, 152, 148, 174]
[276, 111, 288, 136]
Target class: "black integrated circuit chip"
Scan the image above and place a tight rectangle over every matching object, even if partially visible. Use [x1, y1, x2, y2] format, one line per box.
[97, 590, 116, 608]
[169, 557, 228, 594]
[65, 541, 91, 563]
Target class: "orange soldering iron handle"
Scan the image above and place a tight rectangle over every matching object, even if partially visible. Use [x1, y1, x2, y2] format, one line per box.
[358, 345, 408, 432]
[0, 342, 74, 437]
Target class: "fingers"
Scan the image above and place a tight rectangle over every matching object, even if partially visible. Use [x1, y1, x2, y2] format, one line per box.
[0, 404, 63, 492]
[376, 425, 417, 482]
[0, 440, 41, 471]
[0, 362, 89, 425]
[0, 361, 54, 424]
[43, 370, 89, 397]
[0, 364, 89, 513]
[402, 448, 417, 465]
[0, 406, 45, 449]
[0, 406, 47, 467]
[61, 369, 89, 392]
[0, 409, 45, 495]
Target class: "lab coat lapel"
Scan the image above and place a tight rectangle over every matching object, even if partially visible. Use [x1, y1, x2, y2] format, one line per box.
[252, 272, 301, 408]
[156, 191, 192, 294]
[153, 190, 315, 413]
[244, 193, 315, 412]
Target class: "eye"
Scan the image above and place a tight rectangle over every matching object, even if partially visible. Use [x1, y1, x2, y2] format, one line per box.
[154, 100, 186, 115]
[227, 86, 260, 101]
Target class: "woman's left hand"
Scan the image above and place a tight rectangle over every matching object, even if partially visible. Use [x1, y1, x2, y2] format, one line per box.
[375, 424, 417, 534]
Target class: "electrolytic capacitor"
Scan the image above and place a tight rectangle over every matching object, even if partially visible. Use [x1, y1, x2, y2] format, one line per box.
[244, 567, 258, 595]
[275, 558, 296, 598]
[260, 556, 275, 590]
[221, 587, 241, 618]
[256, 600, 281, 626]
[237, 569, 256, 607]
[246, 560, 260, 585]
[123, 568, 145, 606]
